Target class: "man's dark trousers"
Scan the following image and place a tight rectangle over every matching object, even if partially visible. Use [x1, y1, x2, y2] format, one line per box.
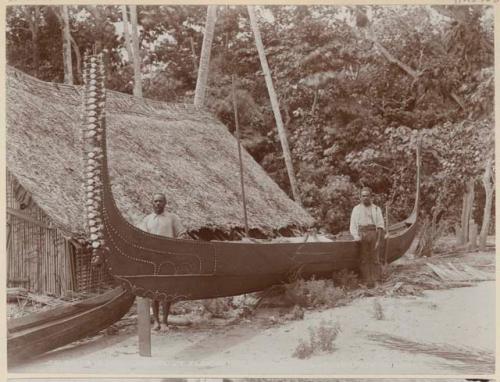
[359, 225, 381, 286]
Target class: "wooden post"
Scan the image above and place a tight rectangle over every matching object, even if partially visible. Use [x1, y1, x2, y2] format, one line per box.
[460, 193, 468, 245]
[232, 75, 249, 237]
[455, 223, 463, 246]
[460, 179, 475, 244]
[383, 204, 389, 266]
[479, 157, 493, 249]
[137, 297, 151, 357]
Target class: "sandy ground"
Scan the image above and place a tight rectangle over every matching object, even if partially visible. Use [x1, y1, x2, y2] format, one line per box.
[10, 276, 494, 375]
[8, 241, 495, 376]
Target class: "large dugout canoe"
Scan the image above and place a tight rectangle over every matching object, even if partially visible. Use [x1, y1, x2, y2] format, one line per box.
[7, 286, 135, 364]
[83, 54, 421, 303]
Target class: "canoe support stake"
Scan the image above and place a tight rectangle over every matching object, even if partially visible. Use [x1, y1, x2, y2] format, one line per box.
[137, 297, 151, 357]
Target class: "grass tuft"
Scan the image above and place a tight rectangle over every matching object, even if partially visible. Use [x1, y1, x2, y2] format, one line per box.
[285, 277, 347, 308]
[292, 320, 341, 359]
[373, 299, 385, 320]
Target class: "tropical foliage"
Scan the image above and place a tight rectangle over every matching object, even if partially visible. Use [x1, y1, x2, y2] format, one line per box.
[6, 4, 494, 235]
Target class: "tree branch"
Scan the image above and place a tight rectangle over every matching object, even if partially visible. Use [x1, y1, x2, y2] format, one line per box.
[357, 13, 465, 111]
[367, 25, 420, 79]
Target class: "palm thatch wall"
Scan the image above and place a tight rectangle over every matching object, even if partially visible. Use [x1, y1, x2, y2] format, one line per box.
[7, 67, 313, 238]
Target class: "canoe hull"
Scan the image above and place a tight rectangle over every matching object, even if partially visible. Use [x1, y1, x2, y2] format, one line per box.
[108, 217, 418, 301]
[7, 287, 135, 365]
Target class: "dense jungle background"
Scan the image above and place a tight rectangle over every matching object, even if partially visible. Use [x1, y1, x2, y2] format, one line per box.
[6, 5, 495, 245]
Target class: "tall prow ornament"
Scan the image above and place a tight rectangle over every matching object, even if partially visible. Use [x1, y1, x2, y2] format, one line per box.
[82, 53, 421, 305]
[82, 52, 107, 266]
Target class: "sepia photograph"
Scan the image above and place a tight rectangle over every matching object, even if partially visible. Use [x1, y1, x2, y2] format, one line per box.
[5, 3, 496, 376]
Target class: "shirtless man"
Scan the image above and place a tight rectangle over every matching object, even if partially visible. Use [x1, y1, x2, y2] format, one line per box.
[139, 192, 186, 330]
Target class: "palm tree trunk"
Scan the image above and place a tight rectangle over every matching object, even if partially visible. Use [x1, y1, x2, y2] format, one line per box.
[62, 5, 73, 84]
[129, 5, 142, 97]
[51, 7, 81, 82]
[121, 6, 134, 63]
[22, 6, 40, 75]
[194, 5, 217, 108]
[247, 5, 301, 204]
[33, 7, 40, 72]
[189, 36, 198, 74]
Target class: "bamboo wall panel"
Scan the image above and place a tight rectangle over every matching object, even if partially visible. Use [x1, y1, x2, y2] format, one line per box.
[7, 172, 112, 295]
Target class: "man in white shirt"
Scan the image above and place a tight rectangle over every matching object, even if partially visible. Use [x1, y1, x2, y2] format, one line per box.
[139, 192, 187, 331]
[350, 187, 385, 287]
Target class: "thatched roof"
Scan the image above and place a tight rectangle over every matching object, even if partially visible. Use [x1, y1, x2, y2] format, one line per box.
[6, 67, 313, 237]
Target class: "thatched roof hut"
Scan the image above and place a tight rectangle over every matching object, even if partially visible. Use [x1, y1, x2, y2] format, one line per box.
[7, 67, 313, 240]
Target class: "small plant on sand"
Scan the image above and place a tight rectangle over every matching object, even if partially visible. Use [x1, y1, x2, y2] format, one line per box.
[292, 320, 341, 359]
[285, 277, 346, 308]
[290, 305, 305, 320]
[333, 269, 359, 290]
[293, 338, 314, 359]
[373, 299, 385, 320]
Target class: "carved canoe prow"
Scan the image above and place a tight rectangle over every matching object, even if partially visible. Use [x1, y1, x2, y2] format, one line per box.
[82, 53, 421, 302]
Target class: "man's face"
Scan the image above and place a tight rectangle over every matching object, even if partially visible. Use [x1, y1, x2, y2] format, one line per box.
[152, 194, 166, 214]
[361, 191, 371, 206]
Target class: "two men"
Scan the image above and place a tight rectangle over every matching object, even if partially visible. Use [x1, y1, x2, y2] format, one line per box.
[350, 187, 385, 288]
[139, 192, 187, 331]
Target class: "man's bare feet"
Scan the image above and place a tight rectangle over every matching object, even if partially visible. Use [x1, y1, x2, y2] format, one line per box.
[153, 323, 161, 331]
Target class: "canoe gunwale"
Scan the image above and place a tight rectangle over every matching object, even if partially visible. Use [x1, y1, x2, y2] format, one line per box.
[7, 286, 135, 364]
[7, 287, 124, 334]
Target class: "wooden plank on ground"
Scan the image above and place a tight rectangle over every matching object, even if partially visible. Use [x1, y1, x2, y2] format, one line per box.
[7, 287, 28, 302]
